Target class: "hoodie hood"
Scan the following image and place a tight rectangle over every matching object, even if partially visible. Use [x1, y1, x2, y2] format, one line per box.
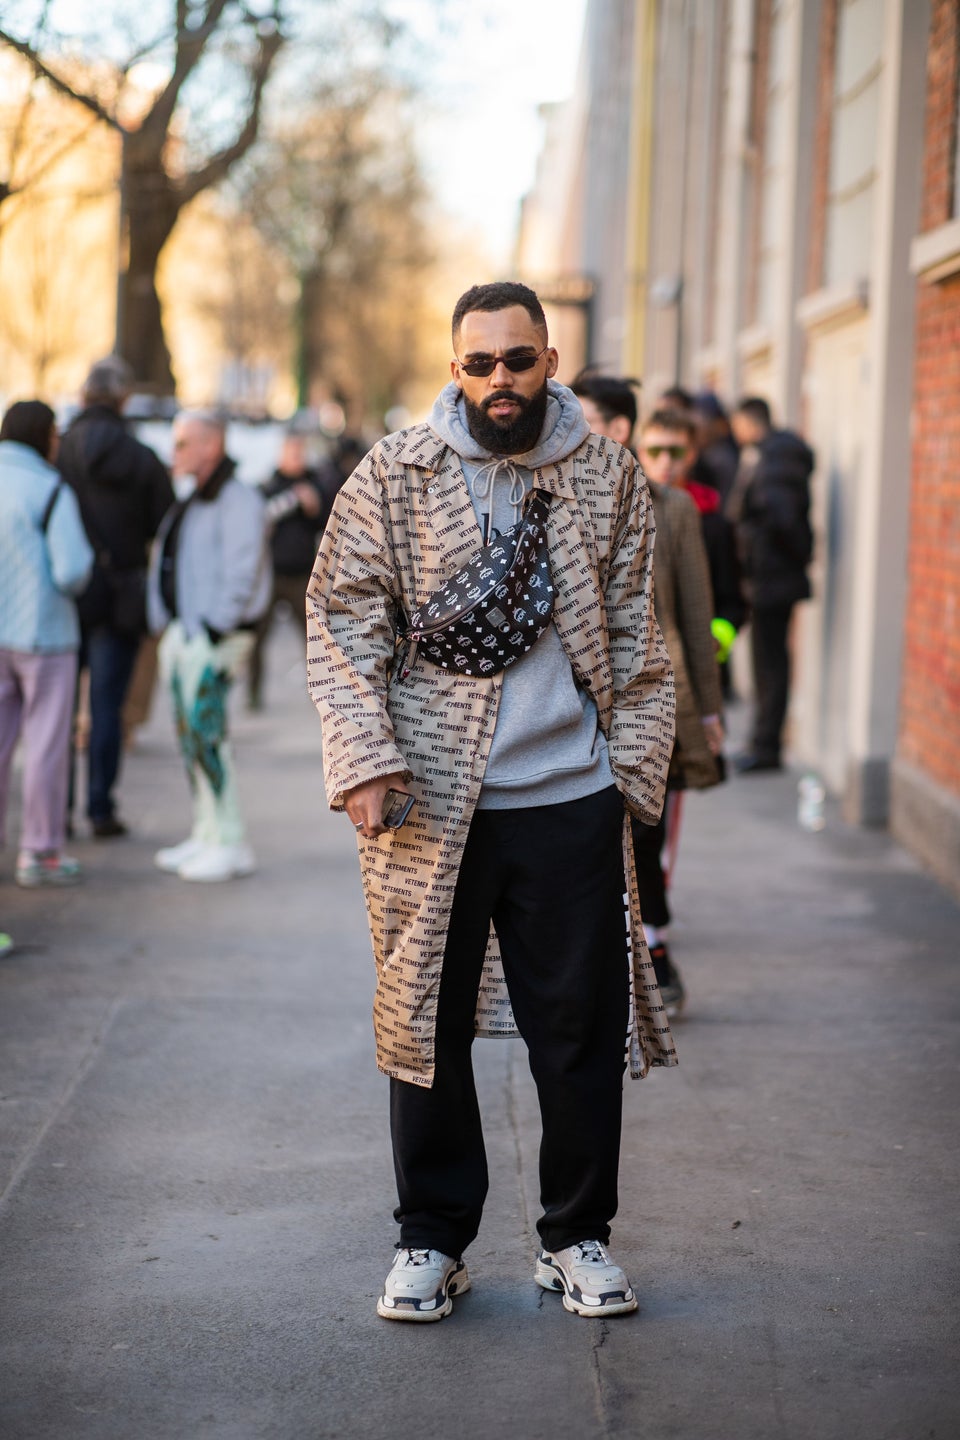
[429, 379, 589, 470]
[762, 428, 815, 482]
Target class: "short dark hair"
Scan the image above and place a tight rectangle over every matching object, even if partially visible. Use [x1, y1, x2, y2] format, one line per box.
[452, 282, 547, 347]
[641, 407, 697, 442]
[570, 371, 640, 431]
[0, 399, 56, 458]
[734, 396, 772, 430]
[82, 354, 134, 409]
[660, 385, 695, 411]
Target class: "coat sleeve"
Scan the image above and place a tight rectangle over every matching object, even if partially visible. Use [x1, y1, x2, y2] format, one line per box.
[604, 461, 676, 824]
[306, 453, 411, 810]
[47, 484, 95, 596]
[674, 500, 724, 718]
[206, 484, 268, 635]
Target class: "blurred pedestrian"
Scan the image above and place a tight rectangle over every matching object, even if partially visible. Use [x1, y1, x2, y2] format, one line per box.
[690, 390, 739, 506]
[640, 408, 746, 686]
[570, 369, 641, 451]
[59, 356, 174, 837]
[148, 411, 270, 882]
[0, 401, 93, 887]
[574, 375, 725, 1012]
[247, 432, 344, 711]
[308, 282, 675, 1323]
[729, 397, 814, 773]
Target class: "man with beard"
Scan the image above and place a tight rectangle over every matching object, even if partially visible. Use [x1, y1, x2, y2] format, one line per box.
[307, 282, 676, 1323]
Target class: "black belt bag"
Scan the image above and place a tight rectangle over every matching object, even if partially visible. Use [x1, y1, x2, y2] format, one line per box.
[397, 489, 554, 680]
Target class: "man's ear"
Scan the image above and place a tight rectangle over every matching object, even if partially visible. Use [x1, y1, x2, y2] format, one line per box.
[610, 416, 633, 447]
[545, 348, 559, 380]
[450, 358, 463, 389]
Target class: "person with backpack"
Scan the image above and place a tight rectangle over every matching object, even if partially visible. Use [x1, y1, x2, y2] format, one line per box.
[0, 401, 93, 886]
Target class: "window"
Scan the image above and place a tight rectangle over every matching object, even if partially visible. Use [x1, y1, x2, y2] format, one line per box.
[824, 0, 885, 289]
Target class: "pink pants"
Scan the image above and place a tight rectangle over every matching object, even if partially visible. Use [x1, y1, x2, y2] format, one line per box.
[0, 648, 78, 854]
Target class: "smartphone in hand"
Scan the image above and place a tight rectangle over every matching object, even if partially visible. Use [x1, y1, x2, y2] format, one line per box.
[382, 789, 416, 829]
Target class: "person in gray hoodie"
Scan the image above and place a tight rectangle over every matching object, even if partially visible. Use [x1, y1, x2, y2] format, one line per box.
[309, 281, 675, 1325]
[148, 411, 270, 882]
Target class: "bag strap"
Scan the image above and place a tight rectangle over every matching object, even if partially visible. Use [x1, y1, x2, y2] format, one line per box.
[40, 482, 62, 535]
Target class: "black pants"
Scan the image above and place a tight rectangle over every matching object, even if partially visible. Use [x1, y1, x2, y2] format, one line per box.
[750, 602, 795, 763]
[389, 785, 629, 1259]
[70, 625, 139, 823]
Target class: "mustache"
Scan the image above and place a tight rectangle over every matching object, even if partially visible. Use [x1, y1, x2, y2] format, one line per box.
[481, 391, 528, 411]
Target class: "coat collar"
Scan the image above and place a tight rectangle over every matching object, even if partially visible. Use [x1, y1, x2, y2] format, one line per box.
[391, 422, 581, 502]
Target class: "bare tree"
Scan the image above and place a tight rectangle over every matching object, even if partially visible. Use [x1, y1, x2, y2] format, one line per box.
[0, 1, 287, 392]
[240, 72, 434, 422]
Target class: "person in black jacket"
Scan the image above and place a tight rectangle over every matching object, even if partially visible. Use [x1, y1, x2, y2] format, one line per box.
[247, 432, 344, 710]
[59, 356, 174, 835]
[729, 396, 814, 773]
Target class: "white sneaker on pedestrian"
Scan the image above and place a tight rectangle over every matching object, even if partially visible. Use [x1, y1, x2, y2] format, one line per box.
[177, 843, 257, 883]
[377, 1248, 469, 1322]
[154, 836, 205, 874]
[535, 1240, 638, 1317]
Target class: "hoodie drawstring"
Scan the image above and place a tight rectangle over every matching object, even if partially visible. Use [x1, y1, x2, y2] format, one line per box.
[471, 457, 527, 543]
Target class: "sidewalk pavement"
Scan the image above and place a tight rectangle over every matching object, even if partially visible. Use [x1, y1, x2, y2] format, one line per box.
[1, 620, 958, 1440]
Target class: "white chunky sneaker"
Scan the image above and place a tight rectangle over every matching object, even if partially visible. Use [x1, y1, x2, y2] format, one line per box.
[377, 1248, 469, 1322]
[177, 843, 257, 883]
[535, 1240, 638, 1317]
[154, 837, 205, 874]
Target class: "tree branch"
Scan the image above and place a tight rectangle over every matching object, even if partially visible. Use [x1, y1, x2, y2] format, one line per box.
[139, 0, 233, 143]
[0, 28, 120, 130]
[177, 26, 284, 204]
[0, 115, 101, 216]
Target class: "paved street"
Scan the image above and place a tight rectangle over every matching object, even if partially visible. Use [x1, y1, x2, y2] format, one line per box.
[1, 621, 958, 1440]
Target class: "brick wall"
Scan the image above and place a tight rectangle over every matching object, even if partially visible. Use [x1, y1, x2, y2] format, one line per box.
[899, 0, 960, 796]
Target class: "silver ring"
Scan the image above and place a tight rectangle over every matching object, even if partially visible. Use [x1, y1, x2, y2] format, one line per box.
[354, 822, 365, 831]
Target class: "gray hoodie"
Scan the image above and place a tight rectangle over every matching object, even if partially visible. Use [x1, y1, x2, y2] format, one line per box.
[428, 380, 613, 809]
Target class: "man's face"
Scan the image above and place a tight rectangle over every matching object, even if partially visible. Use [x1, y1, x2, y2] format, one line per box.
[731, 411, 763, 447]
[579, 397, 633, 448]
[451, 304, 558, 455]
[172, 420, 224, 484]
[637, 425, 695, 486]
[278, 435, 307, 475]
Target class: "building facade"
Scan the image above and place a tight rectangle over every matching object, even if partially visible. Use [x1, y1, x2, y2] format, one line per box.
[520, 0, 960, 894]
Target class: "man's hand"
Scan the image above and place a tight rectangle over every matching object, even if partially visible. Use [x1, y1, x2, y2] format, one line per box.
[344, 772, 413, 838]
[294, 482, 322, 518]
[701, 715, 725, 757]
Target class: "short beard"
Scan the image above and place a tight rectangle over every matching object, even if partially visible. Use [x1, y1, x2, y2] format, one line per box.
[463, 381, 549, 456]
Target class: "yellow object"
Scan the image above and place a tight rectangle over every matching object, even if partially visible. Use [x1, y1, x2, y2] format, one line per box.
[711, 617, 737, 664]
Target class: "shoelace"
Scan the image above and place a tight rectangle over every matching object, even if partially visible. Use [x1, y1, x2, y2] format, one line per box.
[399, 1247, 433, 1267]
[576, 1240, 611, 1266]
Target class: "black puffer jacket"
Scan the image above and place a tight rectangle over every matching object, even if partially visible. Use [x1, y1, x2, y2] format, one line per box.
[736, 429, 814, 607]
[262, 462, 344, 575]
[59, 405, 173, 569]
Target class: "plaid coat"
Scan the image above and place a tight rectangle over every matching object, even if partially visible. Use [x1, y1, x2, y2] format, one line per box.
[648, 482, 724, 789]
[306, 423, 678, 1086]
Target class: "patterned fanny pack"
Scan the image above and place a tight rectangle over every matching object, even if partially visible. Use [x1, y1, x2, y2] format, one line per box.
[396, 489, 554, 680]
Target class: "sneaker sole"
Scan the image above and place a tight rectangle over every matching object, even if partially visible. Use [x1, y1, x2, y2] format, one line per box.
[535, 1258, 638, 1318]
[376, 1267, 470, 1323]
[16, 872, 82, 889]
[177, 863, 257, 883]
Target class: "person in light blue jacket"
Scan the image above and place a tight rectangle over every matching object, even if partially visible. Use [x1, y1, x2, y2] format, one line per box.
[0, 401, 94, 886]
[148, 411, 270, 883]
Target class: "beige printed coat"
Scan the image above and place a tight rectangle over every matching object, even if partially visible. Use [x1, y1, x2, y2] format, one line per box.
[306, 423, 678, 1086]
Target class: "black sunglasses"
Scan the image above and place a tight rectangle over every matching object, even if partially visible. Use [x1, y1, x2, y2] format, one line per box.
[644, 444, 688, 460]
[455, 345, 549, 378]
